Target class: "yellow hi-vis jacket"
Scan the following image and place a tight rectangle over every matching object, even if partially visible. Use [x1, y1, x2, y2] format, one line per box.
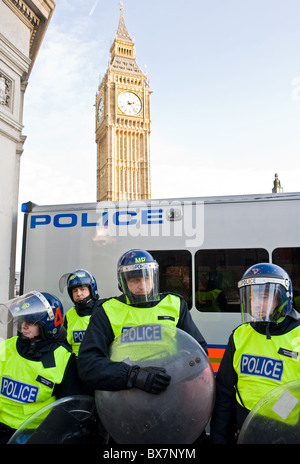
[0, 336, 72, 429]
[65, 307, 91, 357]
[102, 293, 180, 339]
[195, 289, 222, 311]
[233, 323, 300, 411]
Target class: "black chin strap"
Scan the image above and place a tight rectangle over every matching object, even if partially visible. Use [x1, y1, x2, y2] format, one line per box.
[265, 321, 272, 340]
[75, 296, 92, 310]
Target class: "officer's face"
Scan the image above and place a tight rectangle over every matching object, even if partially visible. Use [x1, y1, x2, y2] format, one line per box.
[72, 285, 90, 302]
[21, 321, 40, 339]
[127, 276, 152, 296]
[252, 286, 277, 319]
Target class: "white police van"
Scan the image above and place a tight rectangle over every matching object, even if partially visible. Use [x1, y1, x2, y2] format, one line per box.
[20, 192, 300, 373]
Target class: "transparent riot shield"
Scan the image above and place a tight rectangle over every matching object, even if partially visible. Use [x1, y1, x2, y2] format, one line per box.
[8, 395, 102, 444]
[238, 379, 300, 444]
[95, 324, 215, 444]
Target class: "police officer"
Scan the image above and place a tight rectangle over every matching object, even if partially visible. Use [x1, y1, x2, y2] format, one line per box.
[0, 291, 81, 443]
[59, 269, 100, 357]
[195, 271, 227, 312]
[78, 249, 207, 394]
[210, 263, 300, 444]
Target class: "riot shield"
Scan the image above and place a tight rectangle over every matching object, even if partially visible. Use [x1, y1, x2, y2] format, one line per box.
[238, 379, 300, 444]
[95, 324, 215, 444]
[8, 395, 102, 444]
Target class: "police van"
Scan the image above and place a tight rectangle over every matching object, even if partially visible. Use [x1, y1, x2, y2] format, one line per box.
[20, 192, 300, 374]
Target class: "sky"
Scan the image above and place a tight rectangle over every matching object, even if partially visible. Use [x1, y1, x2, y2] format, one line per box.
[19, 0, 300, 209]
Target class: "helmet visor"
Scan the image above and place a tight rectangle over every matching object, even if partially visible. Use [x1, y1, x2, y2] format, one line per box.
[59, 270, 93, 293]
[119, 262, 159, 305]
[239, 281, 289, 323]
[0, 292, 54, 338]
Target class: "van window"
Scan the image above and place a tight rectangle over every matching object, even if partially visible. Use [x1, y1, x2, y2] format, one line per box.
[194, 249, 269, 312]
[148, 250, 192, 308]
[272, 247, 300, 314]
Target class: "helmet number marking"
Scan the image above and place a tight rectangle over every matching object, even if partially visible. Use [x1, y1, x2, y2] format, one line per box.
[54, 307, 63, 327]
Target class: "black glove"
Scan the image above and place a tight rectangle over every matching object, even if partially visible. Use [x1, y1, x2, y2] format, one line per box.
[127, 365, 171, 394]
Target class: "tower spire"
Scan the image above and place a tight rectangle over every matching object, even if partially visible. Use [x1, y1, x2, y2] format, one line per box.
[109, 2, 142, 74]
[116, 1, 132, 43]
[272, 173, 283, 193]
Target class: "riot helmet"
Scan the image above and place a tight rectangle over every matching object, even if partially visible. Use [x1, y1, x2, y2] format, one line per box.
[0, 291, 64, 340]
[117, 249, 159, 305]
[59, 269, 99, 307]
[238, 263, 293, 323]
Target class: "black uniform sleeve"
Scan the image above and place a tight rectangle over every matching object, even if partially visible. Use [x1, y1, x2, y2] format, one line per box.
[209, 332, 238, 444]
[63, 316, 68, 330]
[53, 351, 83, 398]
[77, 302, 131, 392]
[176, 296, 208, 354]
[62, 316, 71, 349]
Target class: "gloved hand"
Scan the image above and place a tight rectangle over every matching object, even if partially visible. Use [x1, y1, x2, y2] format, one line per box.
[126, 365, 171, 394]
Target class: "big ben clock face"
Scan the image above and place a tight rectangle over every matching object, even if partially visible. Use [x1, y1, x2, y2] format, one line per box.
[97, 97, 104, 122]
[118, 91, 142, 116]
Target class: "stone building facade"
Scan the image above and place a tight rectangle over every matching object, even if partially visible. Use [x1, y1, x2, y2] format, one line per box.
[0, 0, 55, 300]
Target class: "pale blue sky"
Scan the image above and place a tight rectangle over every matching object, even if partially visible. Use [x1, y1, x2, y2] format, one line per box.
[19, 0, 300, 207]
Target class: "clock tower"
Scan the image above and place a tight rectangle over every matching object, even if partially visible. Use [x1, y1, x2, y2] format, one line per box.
[96, 4, 151, 202]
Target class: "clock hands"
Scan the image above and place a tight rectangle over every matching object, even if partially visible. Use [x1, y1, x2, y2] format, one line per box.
[118, 92, 142, 114]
